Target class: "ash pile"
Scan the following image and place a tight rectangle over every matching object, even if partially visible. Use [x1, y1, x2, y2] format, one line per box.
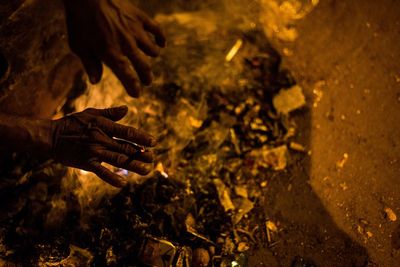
[0, 10, 307, 267]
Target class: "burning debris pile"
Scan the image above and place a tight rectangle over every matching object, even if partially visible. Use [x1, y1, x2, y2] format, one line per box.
[0, 9, 307, 267]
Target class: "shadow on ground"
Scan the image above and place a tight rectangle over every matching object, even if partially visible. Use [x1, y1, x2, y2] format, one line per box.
[139, 1, 371, 266]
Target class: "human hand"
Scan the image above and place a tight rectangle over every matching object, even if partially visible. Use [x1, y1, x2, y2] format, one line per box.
[50, 106, 156, 187]
[64, 0, 166, 97]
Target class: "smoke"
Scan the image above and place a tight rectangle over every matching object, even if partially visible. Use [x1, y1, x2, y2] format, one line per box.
[49, 0, 319, 226]
[259, 0, 319, 42]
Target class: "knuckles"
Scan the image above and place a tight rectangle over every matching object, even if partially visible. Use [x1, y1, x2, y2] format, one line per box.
[82, 108, 97, 115]
[115, 154, 128, 165]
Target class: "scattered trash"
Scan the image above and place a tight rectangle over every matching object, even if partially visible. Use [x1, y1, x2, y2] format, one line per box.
[357, 219, 373, 241]
[384, 207, 397, 222]
[175, 247, 192, 267]
[40, 245, 93, 267]
[336, 153, 349, 169]
[185, 213, 196, 229]
[214, 179, 235, 212]
[266, 221, 278, 232]
[339, 182, 348, 191]
[105, 246, 117, 266]
[186, 223, 215, 245]
[289, 142, 306, 152]
[312, 81, 325, 108]
[266, 220, 279, 244]
[139, 237, 177, 267]
[234, 186, 248, 198]
[226, 39, 244, 62]
[272, 85, 306, 114]
[251, 145, 288, 171]
[222, 237, 235, 256]
[192, 248, 210, 267]
[237, 242, 250, 252]
[233, 198, 254, 224]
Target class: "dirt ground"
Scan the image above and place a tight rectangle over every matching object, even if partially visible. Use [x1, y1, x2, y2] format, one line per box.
[0, 0, 399, 266]
[248, 0, 400, 266]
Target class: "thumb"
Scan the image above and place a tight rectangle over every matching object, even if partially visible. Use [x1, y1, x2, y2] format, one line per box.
[102, 106, 128, 121]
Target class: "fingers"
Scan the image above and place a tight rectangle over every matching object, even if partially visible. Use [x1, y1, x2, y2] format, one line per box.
[138, 13, 166, 47]
[85, 106, 128, 121]
[93, 131, 154, 163]
[76, 51, 103, 84]
[89, 161, 127, 187]
[104, 50, 142, 98]
[85, 123, 156, 161]
[98, 150, 152, 175]
[94, 129, 155, 163]
[96, 117, 157, 147]
[136, 32, 161, 58]
[75, 111, 157, 148]
[113, 139, 154, 163]
[122, 35, 153, 85]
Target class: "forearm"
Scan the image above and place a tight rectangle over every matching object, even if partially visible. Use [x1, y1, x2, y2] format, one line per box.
[0, 113, 52, 156]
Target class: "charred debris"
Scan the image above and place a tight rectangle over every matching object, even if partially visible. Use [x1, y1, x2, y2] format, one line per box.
[0, 22, 307, 266]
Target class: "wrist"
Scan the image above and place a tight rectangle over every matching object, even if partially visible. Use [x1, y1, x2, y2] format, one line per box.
[26, 119, 54, 157]
[0, 113, 53, 157]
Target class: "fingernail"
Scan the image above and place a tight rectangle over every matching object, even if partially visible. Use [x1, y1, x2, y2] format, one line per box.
[139, 164, 152, 175]
[128, 85, 140, 98]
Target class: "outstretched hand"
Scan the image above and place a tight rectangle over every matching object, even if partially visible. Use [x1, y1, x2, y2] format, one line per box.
[64, 0, 166, 97]
[51, 106, 156, 187]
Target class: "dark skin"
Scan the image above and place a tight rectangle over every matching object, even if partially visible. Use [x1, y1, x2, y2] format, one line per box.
[0, 0, 166, 187]
[64, 0, 166, 97]
[51, 106, 157, 187]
